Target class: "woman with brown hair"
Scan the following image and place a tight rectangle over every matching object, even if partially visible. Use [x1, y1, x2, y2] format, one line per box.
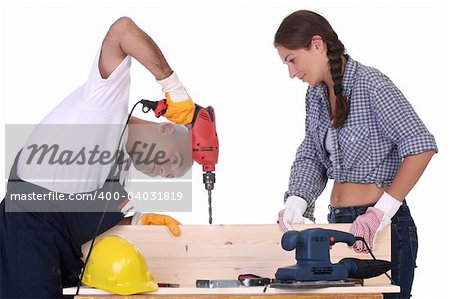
[275, 10, 437, 298]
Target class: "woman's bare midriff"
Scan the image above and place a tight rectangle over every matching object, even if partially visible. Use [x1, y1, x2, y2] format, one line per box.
[330, 181, 389, 207]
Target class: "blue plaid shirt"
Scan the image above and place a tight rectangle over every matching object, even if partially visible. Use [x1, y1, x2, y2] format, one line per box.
[285, 56, 438, 221]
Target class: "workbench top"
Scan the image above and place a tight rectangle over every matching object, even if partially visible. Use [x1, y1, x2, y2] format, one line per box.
[64, 224, 398, 298]
[67, 284, 400, 296]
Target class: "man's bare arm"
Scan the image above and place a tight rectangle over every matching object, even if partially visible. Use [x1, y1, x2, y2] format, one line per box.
[99, 17, 172, 80]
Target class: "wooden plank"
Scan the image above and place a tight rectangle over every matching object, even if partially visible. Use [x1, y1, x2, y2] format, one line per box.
[81, 224, 391, 287]
[75, 296, 383, 299]
[70, 285, 395, 297]
[70, 285, 396, 297]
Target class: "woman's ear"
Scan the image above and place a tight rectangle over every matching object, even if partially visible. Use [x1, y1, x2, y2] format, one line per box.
[160, 123, 175, 135]
[311, 35, 324, 51]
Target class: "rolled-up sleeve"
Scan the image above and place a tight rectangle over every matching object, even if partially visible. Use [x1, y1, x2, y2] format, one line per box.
[371, 79, 438, 158]
[284, 102, 328, 221]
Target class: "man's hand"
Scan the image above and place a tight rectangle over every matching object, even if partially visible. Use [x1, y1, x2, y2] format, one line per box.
[164, 95, 195, 125]
[132, 212, 181, 236]
[277, 196, 308, 232]
[157, 72, 195, 124]
[350, 192, 402, 252]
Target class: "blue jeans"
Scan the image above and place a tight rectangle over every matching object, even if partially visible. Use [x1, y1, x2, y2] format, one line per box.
[327, 201, 418, 299]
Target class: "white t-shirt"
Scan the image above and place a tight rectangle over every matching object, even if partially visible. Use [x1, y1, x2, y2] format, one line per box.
[325, 126, 336, 165]
[17, 49, 132, 193]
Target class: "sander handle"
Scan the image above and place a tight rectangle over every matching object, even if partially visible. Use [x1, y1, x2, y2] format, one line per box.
[325, 229, 356, 246]
[281, 228, 355, 251]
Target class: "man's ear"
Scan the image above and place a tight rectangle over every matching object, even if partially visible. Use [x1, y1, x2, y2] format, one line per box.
[160, 123, 175, 135]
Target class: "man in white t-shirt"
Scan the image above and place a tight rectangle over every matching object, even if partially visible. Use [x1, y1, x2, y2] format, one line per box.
[1, 17, 197, 298]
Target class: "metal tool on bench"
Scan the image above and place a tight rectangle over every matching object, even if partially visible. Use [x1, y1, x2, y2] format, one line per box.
[272, 228, 392, 288]
[238, 274, 273, 287]
[196, 279, 241, 288]
[196, 275, 274, 288]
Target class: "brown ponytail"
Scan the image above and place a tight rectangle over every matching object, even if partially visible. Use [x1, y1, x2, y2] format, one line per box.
[274, 10, 350, 128]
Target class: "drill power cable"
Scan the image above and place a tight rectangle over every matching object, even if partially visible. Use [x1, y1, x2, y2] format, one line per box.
[76, 100, 146, 295]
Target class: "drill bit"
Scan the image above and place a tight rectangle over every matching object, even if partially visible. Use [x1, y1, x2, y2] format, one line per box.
[208, 190, 212, 224]
[203, 171, 215, 225]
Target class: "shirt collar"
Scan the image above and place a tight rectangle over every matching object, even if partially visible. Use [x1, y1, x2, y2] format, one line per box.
[341, 55, 357, 100]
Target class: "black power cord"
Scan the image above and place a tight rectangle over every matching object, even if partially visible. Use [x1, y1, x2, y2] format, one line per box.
[75, 204, 108, 295]
[355, 236, 394, 284]
[75, 100, 149, 295]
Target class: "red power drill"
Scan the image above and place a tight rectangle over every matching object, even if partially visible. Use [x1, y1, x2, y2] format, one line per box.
[140, 99, 219, 224]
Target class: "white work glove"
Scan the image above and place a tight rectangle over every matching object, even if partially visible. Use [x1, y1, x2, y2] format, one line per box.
[277, 196, 308, 232]
[157, 72, 195, 124]
[350, 192, 402, 252]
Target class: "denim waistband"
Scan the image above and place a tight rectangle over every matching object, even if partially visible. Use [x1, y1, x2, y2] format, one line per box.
[328, 200, 407, 214]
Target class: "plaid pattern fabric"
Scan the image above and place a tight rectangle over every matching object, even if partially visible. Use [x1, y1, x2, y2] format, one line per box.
[285, 56, 438, 221]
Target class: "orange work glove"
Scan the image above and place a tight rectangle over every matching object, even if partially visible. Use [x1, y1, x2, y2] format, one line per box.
[157, 72, 195, 124]
[132, 212, 181, 236]
[164, 94, 195, 124]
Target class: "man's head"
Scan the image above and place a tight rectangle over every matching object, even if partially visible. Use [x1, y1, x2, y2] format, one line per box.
[126, 117, 193, 178]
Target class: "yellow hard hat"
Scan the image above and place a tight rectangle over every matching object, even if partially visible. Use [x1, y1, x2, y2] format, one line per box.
[82, 235, 158, 295]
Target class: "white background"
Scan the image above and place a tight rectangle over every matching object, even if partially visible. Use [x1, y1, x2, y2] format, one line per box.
[1, 0, 449, 297]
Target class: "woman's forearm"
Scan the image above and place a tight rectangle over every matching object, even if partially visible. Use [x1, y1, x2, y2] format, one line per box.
[387, 150, 435, 200]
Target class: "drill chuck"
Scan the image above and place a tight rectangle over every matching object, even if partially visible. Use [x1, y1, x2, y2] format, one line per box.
[203, 171, 215, 191]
